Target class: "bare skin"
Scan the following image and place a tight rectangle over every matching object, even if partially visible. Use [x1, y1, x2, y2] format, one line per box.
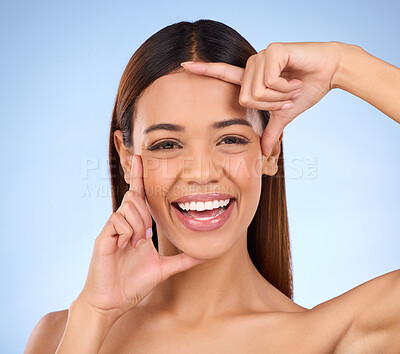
[28, 267, 400, 354]
[25, 42, 400, 353]
[31, 268, 400, 353]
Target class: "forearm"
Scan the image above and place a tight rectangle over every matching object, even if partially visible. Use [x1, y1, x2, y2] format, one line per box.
[333, 42, 400, 124]
[55, 299, 119, 354]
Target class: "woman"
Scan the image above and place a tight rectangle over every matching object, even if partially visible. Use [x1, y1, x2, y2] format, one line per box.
[25, 19, 400, 353]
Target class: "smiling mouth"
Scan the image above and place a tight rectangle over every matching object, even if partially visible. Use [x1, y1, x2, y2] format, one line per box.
[171, 198, 234, 220]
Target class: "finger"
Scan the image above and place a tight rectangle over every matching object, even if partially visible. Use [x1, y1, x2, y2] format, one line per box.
[254, 86, 303, 103]
[159, 253, 210, 282]
[240, 95, 294, 111]
[238, 55, 256, 106]
[135, 238, 146, 248]
[264, 46, 303, 93]
[253, 52, 303, 102]
[260, 115, 287, 158]
[118, 200, 146, 247]
[120, 192, 152, 232]
[131, 197, 152, 235]
[98, 212, 134, 250]
[181, 62, 244, 86]
[239, 55, 294, 111]
[134, 233, 155, 249]
[126, 155, 152, 241]
[129, 154, 145, 200]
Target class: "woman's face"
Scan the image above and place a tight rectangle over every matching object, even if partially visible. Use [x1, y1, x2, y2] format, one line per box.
[121, 68, 279, 258]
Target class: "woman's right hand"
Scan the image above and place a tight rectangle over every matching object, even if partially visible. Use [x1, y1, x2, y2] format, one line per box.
[76, 154, 209, 320]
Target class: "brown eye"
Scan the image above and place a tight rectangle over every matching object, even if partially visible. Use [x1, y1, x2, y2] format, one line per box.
[219, 136, 250, 145]
[147, 140, 182, 151]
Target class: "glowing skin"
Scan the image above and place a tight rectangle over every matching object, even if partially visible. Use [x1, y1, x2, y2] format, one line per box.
[113, 67, 297, 322]
[133, 68, 273, 258]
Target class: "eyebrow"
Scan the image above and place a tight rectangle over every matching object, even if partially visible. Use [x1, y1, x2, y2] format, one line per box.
[143, 118, 253, 135]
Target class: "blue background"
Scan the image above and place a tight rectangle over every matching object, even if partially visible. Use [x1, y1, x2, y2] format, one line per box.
[1, 0, 399, 352]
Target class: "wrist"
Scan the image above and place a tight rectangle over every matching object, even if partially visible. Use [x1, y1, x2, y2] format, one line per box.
[73, 294, 124, 324]
[329, 41, 360, 91]
[55, 298, 120, 353]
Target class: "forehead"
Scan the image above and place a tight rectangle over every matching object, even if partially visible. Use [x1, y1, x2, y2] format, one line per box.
[134, 68, 263, 135]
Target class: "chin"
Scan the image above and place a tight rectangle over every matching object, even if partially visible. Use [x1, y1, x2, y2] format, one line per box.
[172, 234, 238, 260]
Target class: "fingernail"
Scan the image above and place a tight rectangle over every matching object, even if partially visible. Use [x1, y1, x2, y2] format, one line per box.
[136, 239, 144, 247]
[121, 240, 128, 249]
[281, 102, 293, 110]
[292, 92, 303, 99]
[146, 228, 153, 239]
[180, 61, 195, 66]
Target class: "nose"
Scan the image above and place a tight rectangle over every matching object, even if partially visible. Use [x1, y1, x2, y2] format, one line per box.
[180, 150, 223, 185]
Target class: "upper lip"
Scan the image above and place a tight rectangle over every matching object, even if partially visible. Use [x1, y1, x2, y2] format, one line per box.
[172, 193, 235, 204]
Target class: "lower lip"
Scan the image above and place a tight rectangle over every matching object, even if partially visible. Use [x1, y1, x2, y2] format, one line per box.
[172, 199, 235, 232]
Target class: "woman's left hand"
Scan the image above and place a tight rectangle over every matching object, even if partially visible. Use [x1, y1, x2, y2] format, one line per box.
[181, 41, 344, 157]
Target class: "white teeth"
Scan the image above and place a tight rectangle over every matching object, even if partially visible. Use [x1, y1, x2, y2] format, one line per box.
[177, 198, 230, 211]
[204, 201, 213, 210]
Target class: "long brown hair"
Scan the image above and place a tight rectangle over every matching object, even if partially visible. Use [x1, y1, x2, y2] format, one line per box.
[109, 19, 293, 299]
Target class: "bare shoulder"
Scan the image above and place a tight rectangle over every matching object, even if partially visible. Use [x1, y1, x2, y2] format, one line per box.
[24, 309, 69, 354]
[307, 269, 400, 353]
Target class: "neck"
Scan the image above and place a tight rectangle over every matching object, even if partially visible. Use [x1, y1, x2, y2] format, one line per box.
[142, 227, 284, 323]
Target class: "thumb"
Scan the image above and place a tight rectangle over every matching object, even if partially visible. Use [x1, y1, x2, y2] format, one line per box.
[261, 115, 285, 158]
[160, 253, 210, 281]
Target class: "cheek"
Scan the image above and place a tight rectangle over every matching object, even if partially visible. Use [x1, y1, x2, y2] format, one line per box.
[227, 153, 263, 219]
[225, 153, 261, 184]
[142, 158, 175, 202]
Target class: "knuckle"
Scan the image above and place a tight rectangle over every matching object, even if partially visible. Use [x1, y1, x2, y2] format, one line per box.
[265, 77, 277, 88]
[245, 54, 256, 68]
[266, 42, 281, 51]
[125, 190, 137, 199]
[254, 52, 264, 64]
[252, 89, 264, 101]
[109, 212, 119, 223]
[238, 94, 250, 106]
[107, 212, 122, 229]
[248, 54, 257, 62]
